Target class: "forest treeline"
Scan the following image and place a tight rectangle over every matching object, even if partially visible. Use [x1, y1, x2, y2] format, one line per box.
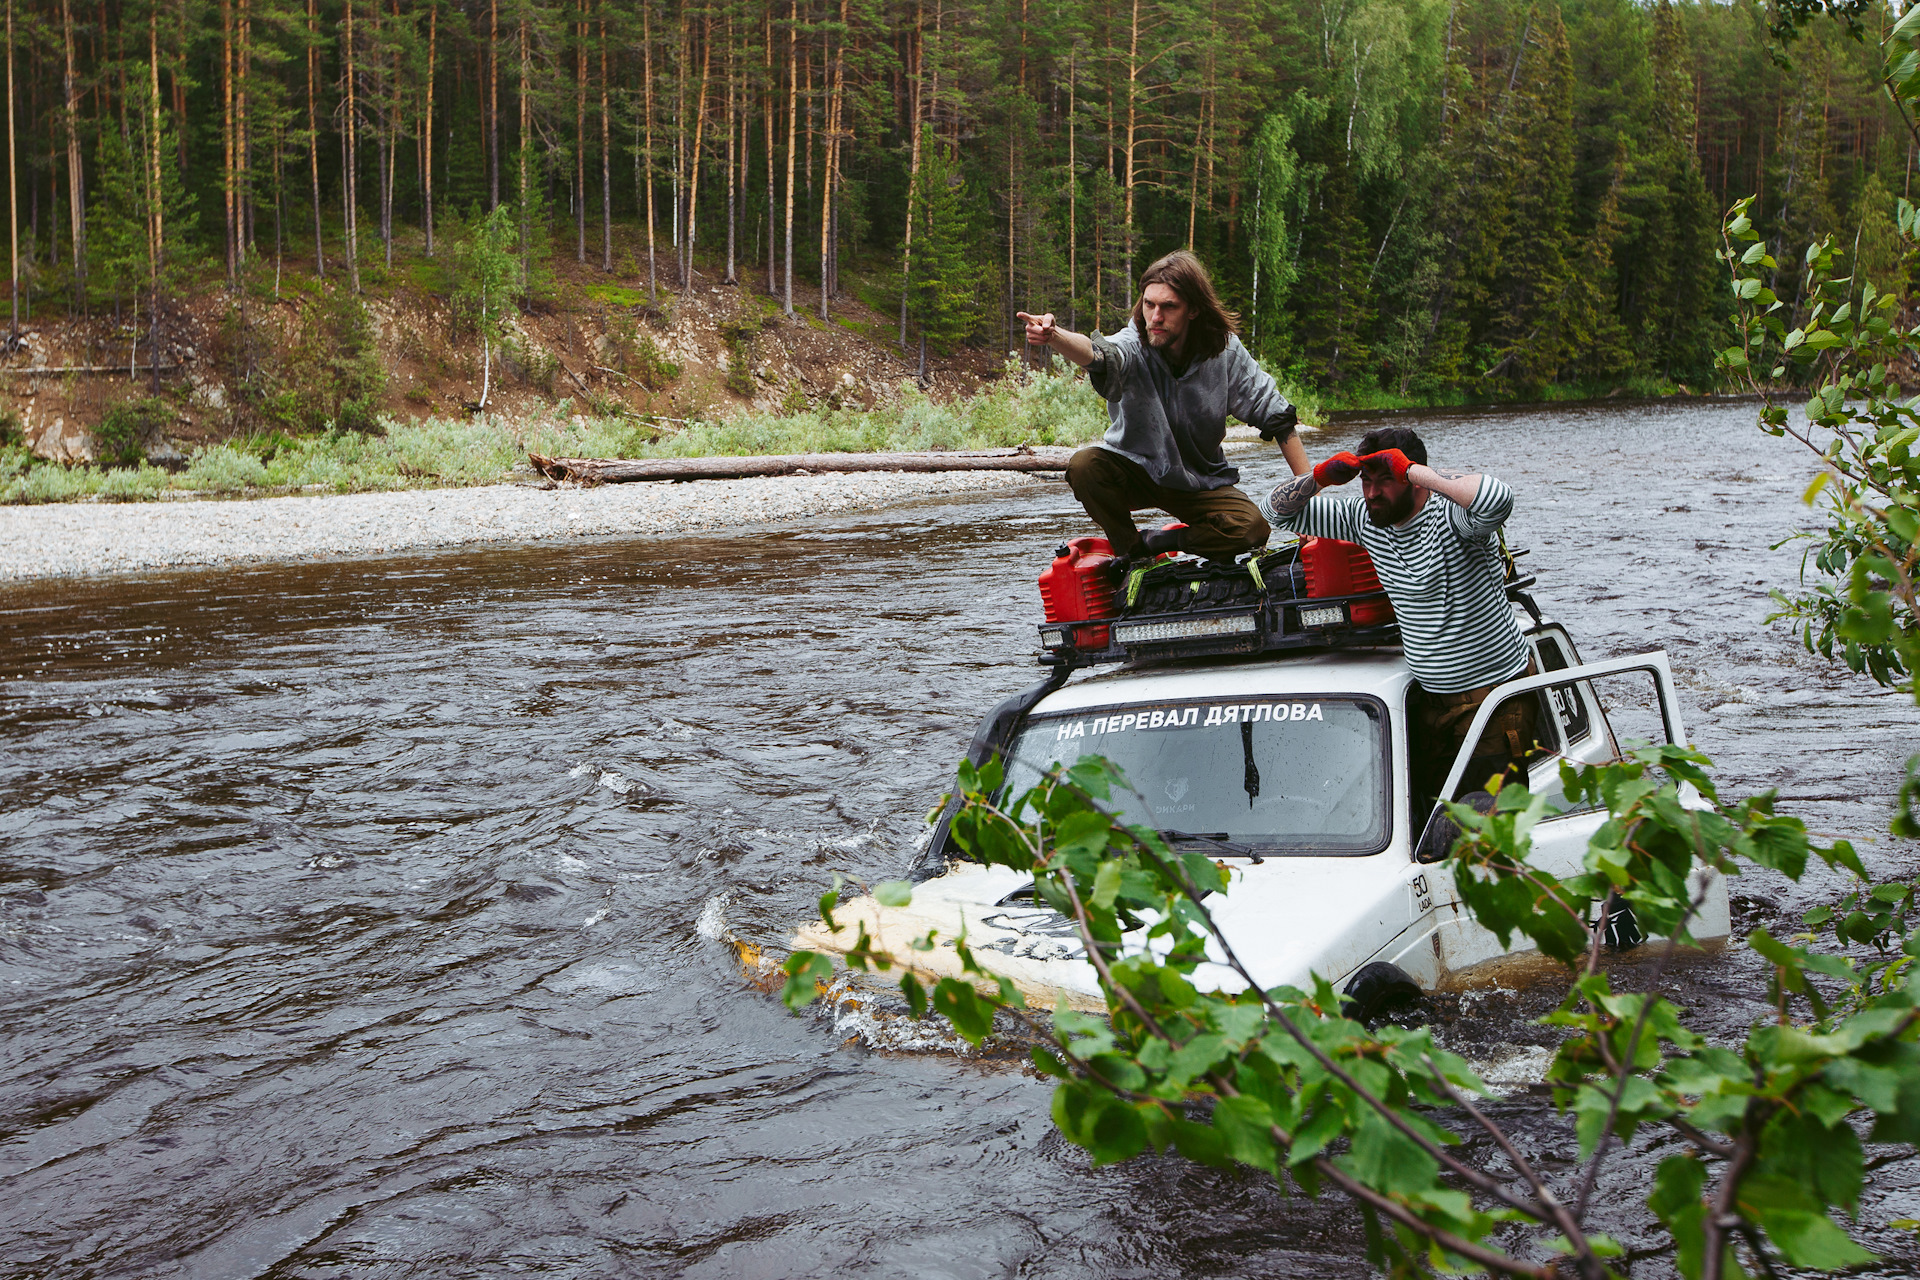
[1, 0, 1915, 402]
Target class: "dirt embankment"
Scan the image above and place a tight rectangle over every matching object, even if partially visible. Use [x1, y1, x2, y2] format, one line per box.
[0, 255, 1022, 465]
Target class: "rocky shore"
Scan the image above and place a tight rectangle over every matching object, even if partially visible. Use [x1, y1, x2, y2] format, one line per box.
[0, 467, 1057, 582]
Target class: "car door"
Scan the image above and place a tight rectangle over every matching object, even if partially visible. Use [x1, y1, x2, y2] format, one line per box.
[1409, 650, 1705, 979]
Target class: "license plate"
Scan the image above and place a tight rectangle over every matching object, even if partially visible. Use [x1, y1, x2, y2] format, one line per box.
[1299, 605, 1345, 628]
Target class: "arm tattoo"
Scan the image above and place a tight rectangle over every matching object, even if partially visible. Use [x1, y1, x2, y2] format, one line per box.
[1268, 473, 1319, 518]
[1428, 467, 1472, 480]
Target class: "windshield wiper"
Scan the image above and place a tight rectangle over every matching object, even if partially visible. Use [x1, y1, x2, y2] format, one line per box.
[1160, 830, 1265, 864]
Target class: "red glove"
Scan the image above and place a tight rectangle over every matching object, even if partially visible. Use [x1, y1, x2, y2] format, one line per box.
[1360, 449, 1413, 482]
[1312, 452, 1364, 487]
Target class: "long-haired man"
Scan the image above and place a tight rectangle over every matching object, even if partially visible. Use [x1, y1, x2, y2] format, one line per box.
[1018, 251, 1310, 563]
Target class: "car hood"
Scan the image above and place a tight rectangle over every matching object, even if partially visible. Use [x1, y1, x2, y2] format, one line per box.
[791, 855, 1417, 1013]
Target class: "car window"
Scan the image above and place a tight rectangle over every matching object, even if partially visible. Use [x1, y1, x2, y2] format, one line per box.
[1004, 696, 1391, 855]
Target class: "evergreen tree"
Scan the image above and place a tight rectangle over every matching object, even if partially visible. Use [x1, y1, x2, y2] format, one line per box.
[906, 127, 982, 381]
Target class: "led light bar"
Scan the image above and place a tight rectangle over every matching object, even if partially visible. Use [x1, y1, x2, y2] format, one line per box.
[1039, 627, 1069, 648]
[1115, 613, 1259, 645]
[1298, 604, 1346, 628]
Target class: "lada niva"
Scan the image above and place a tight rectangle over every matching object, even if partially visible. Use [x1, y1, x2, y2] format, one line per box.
[797, 538, 1727, 1019]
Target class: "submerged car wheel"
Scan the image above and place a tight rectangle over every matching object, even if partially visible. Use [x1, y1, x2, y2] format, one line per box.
[1342, 962, 1425, 1027]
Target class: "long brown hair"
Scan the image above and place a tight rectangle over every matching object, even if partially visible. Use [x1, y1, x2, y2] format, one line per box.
[1130, 250, 1240, 363]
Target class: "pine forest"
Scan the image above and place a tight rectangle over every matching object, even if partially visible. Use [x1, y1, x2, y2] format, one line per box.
[0, 0, 1915, 408]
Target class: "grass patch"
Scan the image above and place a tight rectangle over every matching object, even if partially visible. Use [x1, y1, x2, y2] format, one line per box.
[581, 283, 652, 308]
[0, 357, 1340, 504]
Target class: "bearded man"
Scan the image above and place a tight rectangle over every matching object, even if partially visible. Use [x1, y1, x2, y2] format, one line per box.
[1018, 250, 1310, 563]
[1264, 426, 1535, 803]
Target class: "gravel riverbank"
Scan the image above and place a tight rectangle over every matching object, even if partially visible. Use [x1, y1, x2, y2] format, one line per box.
[0, 467, 1060, 582]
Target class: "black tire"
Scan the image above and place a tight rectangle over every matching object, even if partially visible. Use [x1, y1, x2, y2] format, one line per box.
[1342, 962, 1426, 1026]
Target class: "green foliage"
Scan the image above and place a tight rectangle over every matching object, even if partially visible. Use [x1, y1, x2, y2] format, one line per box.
[1718, 187, 1920, 691]
[906, 130, 986, 356]
[720, 321, 758, 399]
[92, 397, 174, 469]
[279, 288, 388, 434]
[782, 741, 1918, 1277]
[0, 368, 1110, 504]
[602, 309, 682, 392]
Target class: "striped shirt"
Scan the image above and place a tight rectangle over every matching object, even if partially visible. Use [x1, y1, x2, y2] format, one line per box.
[1265, 476, 1528, 694]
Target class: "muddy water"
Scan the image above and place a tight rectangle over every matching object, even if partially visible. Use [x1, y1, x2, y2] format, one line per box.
[1, 399, 1916, 1278]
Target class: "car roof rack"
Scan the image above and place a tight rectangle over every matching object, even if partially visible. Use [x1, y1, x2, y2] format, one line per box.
[1038, 566, 1541, 671]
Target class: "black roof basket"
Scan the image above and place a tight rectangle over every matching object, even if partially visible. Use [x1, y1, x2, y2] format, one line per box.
[1037, 543, 1540, 670]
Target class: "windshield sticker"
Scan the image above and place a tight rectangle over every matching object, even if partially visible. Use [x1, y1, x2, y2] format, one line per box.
[1051, 702, 1327, 741]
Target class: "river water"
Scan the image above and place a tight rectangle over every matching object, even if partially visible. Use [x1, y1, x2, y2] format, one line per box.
[2, 400, 1916, 1278]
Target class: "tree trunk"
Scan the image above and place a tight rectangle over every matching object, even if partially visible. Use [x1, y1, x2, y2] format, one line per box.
[1123, 0, 1138, 273]
[673, 12, 684, 274]
[764, 6, 775, 295]
[382, 0, 397, 269]
[818, 4, 838, 321]
[221, 0, 234, 281]
[148, 8, 163, 391]
[599, 6, 611, 272]
[682, 15, 710, 301]
[528, 446, 1076, 484]
[518, 15, 529, 285]
[307, 0, 323, 276]
[241, 0, 254, 268]
[344, 0, 360, 292]
[644, 0, 657, 295]
[1067, 45, 1076, 334]
[1186, 92, 1204, 249]
[61, 0, 84, 310]
[782, 0, 797, 317]
[898, 0, 922, 349]
[6, 0, 17, 332]
[488, 0, 499, 210]
[576, 4, 586, 263]
[724, 13, 735, 286]
[424, 0, 436, 255]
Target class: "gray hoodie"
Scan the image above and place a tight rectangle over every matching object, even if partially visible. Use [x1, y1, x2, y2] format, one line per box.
[1086, 325, 1295, 492]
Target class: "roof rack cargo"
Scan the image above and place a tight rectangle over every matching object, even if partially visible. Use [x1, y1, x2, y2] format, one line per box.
[1036, 538, 1539, 670]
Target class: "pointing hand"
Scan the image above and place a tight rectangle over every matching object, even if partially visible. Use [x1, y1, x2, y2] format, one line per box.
[1312, 452, 1364, 488]
[1015, 311, 1056, 346]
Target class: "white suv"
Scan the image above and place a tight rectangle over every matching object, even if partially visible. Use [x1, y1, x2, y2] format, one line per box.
[800, 598, 1728, 1019]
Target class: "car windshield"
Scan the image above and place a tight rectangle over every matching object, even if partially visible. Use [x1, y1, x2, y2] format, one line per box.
[1004, 695, 1390, 855]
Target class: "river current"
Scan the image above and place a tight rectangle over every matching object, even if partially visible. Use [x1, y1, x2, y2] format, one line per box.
[2, 400, 1916, 1277]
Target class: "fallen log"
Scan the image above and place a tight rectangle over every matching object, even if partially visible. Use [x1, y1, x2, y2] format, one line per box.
[527, 445, 1076, 484]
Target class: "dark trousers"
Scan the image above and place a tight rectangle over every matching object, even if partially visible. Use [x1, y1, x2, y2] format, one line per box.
[1065, 446, 1271, 561]
[1407, 662, 1540, 809]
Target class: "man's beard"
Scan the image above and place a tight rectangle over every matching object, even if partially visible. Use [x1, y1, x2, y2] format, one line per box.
[1366, 488, 1417, 527]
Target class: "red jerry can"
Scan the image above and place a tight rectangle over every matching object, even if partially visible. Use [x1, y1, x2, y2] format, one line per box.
[1299, 537, 1395, 626]
[1038, 536, 1120, 649]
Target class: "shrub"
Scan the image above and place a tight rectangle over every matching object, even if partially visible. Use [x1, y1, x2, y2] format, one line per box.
[93, 397, 173, 469]
[277, 287, 387, 433]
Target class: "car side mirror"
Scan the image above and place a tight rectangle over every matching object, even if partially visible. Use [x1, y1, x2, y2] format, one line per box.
[1413, 790, 1495, 864]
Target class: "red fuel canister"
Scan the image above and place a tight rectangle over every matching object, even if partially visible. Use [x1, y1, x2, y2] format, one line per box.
[1038, 536, 1119, 649]
[1299, 537, 1395, 625]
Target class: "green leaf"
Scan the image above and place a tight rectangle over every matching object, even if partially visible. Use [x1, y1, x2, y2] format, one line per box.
[780, 950, 834, 1012]
[873, 880, 913, 908]
[1090, 859, 1122, 913]
[1340, 1108, 1439, 1197]
[1648, 1155, 1709, 1280]
[900, 970, 929, 1019]
[1738, 1175, 1877, 1269]
[1761, 1109, 1864, 1215]
[1214, 1094, 1281, 1174]
[930, 977, 996, 1043]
